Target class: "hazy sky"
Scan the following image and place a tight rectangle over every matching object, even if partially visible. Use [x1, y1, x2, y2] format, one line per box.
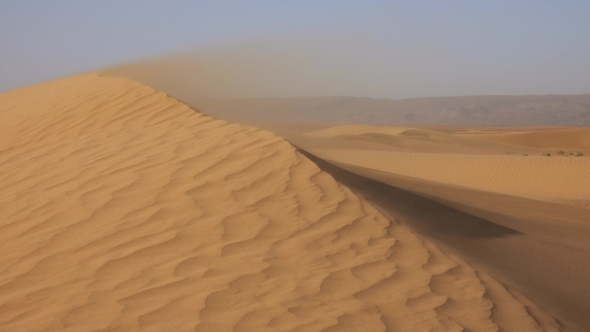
[1, 1, 590, 98]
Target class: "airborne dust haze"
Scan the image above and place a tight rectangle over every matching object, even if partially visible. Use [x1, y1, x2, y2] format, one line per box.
[100, 30, 590, 126]
[101, 23, 590, 103]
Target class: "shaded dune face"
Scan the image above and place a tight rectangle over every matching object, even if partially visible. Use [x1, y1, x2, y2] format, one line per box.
[0, 75, 558, 331]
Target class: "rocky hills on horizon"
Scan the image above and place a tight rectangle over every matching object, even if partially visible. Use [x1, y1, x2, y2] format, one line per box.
[190, 94, 590, 126]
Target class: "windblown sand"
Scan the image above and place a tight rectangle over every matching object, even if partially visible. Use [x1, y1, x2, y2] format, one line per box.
[0, 75, 561, 331]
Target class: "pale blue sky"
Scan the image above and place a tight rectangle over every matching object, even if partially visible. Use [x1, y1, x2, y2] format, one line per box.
[1, 1, 589, 97]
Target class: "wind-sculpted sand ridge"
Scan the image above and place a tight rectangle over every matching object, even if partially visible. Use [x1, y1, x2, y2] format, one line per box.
[0, 74, 559, 331]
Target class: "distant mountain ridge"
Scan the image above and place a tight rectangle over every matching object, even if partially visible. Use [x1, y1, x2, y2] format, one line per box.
[191, 95, 590, 126]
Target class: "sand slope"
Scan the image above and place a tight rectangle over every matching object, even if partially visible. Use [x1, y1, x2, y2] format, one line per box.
[0, 75, 558, 331]
[279, 125, 589, 207]
[463, 127, 590, 149]
[275, 124, 590, 330]
[299, 153, 590, 332]
[308, 149, 590, 202]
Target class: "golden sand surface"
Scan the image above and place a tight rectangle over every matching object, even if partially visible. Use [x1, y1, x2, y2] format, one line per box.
[461, 128, 590, 149]
[295, 125, 590, 206]
[308, 149, 590, 202]
[262, 123, 590, 331]
[0, 75, 561, 331]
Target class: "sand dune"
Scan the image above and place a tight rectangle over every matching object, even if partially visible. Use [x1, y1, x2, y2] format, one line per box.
[299, 153, 590, 332]
[463, 127, 590, 149]
[308, 149, 590, 202]
[269, 124, 589, 207]
[274, 123, 590, 330]
[307, 124, 411, 137]
[305, 126, 540, 155]
[0, 74, 562, 331]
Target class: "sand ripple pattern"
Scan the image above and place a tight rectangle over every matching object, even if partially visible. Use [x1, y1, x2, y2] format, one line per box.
[0, 75, 558, 331]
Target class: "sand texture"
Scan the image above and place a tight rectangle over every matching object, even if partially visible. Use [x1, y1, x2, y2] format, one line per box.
[0, 75, 562, 331]
[279, 125, 590, 206]
[263, 123, 590, 330]
[308, 149, 590, 201]
[462, 127, 590, 149]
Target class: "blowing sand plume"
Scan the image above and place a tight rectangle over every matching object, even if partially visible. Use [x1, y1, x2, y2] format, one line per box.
[0, 74, 560, 331]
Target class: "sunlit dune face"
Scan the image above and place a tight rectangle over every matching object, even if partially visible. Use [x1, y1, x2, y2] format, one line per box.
[0, 74, 561, 331]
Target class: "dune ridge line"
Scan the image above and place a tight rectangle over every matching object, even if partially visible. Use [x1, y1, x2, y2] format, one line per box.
[0, 74, 559, 331]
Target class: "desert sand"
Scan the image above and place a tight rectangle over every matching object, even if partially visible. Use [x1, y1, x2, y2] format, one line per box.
[307, 150, 590, 202]
[262, 123, 590, 331]
[0, 74, 565, 331]
[271, 125, 590, 206]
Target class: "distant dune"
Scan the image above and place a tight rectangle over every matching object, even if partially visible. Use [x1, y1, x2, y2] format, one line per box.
[0, 74, 562, 331]
[463, 127, 590, 149]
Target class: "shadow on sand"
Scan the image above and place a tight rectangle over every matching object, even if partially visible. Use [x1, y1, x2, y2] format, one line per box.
[297, 148, 522, 240]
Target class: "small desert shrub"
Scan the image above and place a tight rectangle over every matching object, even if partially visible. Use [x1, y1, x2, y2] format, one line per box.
[576, 152, 584, 157]
[543, 153, 551, 157]
[556, 150, 565, 155]
[569, 152, 574, 155]
[523, 154, 528, 156]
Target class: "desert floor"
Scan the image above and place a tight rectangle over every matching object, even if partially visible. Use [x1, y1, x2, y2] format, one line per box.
[0, 74, 587, 331]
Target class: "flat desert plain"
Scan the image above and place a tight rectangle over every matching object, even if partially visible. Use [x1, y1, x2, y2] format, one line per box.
[0, 73, 587, 331]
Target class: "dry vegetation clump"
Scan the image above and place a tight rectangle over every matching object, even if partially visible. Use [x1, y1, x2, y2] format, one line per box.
[576, 152, 584, 157]
[543, 152, 551, 157]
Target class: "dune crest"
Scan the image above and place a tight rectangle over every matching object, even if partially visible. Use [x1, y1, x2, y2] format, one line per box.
[0, 74, 558, 331]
